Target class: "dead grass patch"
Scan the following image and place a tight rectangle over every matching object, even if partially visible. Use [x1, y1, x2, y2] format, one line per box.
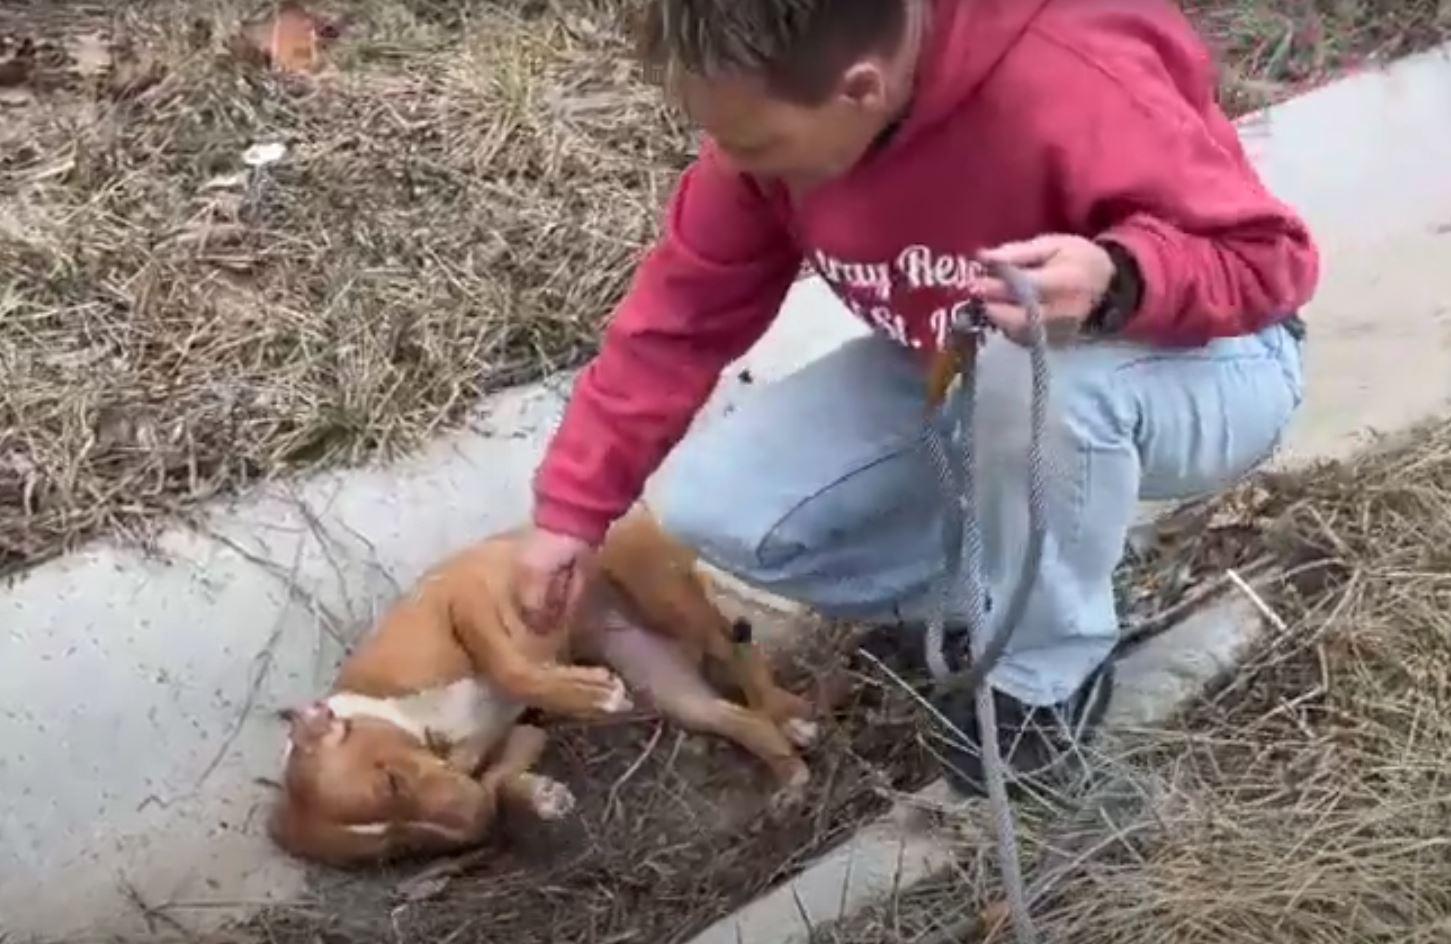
[1185, 0, 1450, 114]
[0, 0, 692, 575]
[820, 420, 1451, 943]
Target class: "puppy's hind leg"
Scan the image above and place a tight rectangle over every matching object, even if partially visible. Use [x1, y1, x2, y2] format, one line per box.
[593, 617, 809, 800]
[661, 691, 810, 798]
[701, 617, 818, 748]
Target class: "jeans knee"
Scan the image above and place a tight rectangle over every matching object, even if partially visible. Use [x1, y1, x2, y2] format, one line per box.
[654, 461, 718, 560]
[975, 342, 1129, 466]
[653, 448, 766, 576]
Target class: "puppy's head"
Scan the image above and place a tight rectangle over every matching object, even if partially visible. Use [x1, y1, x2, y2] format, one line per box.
[269, 701, 494, 866]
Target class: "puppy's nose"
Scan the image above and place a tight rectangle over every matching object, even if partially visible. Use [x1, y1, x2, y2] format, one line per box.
[288, 701, 336, 742]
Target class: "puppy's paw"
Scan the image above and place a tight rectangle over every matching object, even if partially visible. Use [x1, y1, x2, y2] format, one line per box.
[599, 674, 633, 714]
[781, 718, 819, 748]
[767, 763, 810, 815]
[562, 667, 634, 716]
[524, 775, 576, 821]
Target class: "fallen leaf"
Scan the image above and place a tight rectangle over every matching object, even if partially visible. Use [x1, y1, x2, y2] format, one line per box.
[108, 51, 165, 100]
[0, 38, 35, 87]
[241, 4, 332, 75]
[977, 900, 1013, 941]
[69, 32, 112, 78]
[0, 57, 32, 88]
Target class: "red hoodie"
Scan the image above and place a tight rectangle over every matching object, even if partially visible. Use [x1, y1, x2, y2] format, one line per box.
[533, 0, 1320, 544]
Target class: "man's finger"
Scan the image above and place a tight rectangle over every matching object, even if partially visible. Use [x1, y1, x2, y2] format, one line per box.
[982, 302, 1028, 341]
[979, 267, 1075, 308]
[540, 561, 576, 626]
[978, 236, 1062, 269]
[978, 276, 1013, 304]
[518, 570, 562, 633]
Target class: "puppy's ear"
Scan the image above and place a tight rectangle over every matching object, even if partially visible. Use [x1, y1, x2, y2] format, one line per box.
[268, 800, 392, 868]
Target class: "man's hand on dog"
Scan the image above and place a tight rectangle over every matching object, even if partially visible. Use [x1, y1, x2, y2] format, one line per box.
[515, 527, 596, 634]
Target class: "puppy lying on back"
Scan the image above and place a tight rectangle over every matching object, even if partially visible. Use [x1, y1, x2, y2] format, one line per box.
[271, 507, 818, 866]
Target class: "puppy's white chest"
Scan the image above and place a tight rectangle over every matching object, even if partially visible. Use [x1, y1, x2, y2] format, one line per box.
[329, 678, 522, 747]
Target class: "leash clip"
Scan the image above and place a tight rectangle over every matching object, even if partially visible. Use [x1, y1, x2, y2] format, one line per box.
[926, 296, 992, 413]
[948, 296, 992, 345]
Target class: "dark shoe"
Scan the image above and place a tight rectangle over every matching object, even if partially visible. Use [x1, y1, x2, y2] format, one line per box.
[853, 619, 970, 685]
[930, 659, 1115, 799]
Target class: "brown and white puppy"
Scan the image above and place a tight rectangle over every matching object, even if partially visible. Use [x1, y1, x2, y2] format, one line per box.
[270, 507, 817, 866]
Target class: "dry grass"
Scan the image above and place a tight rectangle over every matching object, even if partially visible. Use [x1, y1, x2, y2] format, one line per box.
[2, 0, 1447, 578]
[0, 0, 693, 575]
[820, 420, 1451, 943]
[1185, 0, 1450, 114]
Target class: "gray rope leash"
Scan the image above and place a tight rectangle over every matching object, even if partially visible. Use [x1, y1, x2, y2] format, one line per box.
[921, 261, 1051, 944]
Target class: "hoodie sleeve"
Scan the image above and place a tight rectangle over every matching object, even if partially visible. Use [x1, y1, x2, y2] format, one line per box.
[532, 144, 802, 544]
[1027, 14, 1320, 346]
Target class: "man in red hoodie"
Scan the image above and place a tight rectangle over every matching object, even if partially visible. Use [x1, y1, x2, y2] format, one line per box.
[515, 0, 1316, 795]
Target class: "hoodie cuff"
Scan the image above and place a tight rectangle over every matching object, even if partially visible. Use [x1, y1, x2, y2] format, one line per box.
[1095, 224, 1178, 344]
[1085, 238, 1145, 336]
[533, 498, 611, 547]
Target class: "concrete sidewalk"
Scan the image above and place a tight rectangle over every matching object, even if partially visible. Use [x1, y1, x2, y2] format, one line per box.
[3, 42, 1450, 943]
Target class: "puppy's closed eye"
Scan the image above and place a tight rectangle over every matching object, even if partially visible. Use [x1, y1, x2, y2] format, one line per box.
[378, 765, 405, 798]
[424, 728, 452, 758]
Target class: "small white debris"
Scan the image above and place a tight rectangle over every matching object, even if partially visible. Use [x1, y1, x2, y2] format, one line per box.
[242, 142, 287, 168]
[0, 87, 34, 107]
[69, 33, 113, 79]
[201, 172, 249, 191]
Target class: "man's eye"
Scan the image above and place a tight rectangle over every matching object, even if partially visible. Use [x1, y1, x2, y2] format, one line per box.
[385, 770, 404, 796]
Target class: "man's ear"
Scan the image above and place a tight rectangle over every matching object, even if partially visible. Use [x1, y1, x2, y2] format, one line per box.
[839, 61, 888, 111]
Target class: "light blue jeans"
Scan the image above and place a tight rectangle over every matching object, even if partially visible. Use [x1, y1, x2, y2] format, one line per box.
[656, 323, 1305, 707]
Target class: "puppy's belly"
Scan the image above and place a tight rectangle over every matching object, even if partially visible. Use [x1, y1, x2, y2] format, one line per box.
[588, 616, 714, 708]
[328, 678, 524, 748]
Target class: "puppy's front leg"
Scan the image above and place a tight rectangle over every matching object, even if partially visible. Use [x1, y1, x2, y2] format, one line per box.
[448, 590, 633, 719]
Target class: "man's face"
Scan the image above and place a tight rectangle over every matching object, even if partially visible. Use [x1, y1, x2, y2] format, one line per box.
[678, 65, 899, 195]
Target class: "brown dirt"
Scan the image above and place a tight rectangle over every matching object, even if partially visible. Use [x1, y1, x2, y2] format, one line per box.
[2, 0, 1447, 578]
